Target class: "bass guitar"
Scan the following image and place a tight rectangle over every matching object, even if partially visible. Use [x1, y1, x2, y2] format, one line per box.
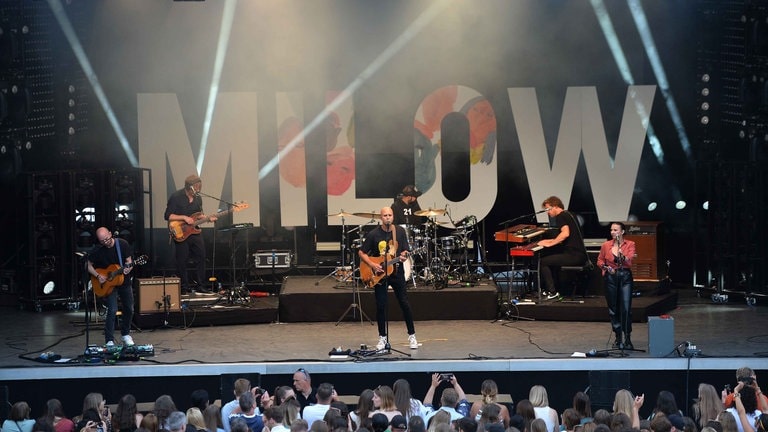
[92, 255, 148, 298]
[359, 246, 425, 288]
[168, 202, 249, 242]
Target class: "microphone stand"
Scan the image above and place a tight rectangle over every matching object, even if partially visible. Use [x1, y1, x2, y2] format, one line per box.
[495, 210, 546, 317]
[198, 191, 244, 294]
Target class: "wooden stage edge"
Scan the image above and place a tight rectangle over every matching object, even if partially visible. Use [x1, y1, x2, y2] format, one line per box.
[135, 275, 677, 328]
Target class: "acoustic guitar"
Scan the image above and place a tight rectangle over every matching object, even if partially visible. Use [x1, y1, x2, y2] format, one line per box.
[168, 202, 249, 242]
[91, 255, 148, 298]
[359, 246, 425, 288]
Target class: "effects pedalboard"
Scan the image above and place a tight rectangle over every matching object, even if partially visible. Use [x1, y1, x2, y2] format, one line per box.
[84, 344, 155, 363]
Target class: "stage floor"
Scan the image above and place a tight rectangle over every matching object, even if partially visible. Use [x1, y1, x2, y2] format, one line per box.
[0, 287, 766, 373]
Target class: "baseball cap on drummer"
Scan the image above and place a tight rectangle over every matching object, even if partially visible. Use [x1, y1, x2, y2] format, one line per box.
[402, 185, 422, 197]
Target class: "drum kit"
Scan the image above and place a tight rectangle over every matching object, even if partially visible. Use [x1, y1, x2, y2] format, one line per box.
[325, 207, 479, 290]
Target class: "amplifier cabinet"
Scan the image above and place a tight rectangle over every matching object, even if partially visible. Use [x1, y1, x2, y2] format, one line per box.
[624, 221, 663, 281]
[138, 277, 181, 313]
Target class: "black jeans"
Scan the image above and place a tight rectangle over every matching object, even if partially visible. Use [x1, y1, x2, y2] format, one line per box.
[105, 282, 134, 343]
[174, 234, 206, 290]
[604, 268, 633, 335]
[539, 250, 586, 292]
[373, 265, 415, 337]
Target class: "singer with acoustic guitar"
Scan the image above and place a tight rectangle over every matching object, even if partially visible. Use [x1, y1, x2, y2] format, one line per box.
[87, 227, 136, 347]
[164, 174, 218, 295]
[597, 222, 636, 350]
[358, 207, 419, 351]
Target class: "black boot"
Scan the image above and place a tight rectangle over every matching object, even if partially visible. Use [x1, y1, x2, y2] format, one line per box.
[613, 331, 623, 349]
[624, 333, 633, 350]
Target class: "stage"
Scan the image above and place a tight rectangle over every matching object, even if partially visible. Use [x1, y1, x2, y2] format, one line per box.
[131, 273, 677, 328]
[1, 283, 767, 420]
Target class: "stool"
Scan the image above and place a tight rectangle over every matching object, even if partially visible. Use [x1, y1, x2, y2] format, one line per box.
[560, 261, 593, 298]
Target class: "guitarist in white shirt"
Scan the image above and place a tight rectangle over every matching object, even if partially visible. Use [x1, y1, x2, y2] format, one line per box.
[358, 207, 419, 351]
[87, 226, 136, 347]
[164, 174, 217, 294]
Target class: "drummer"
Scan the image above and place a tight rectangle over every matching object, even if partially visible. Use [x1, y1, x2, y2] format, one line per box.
[391, 185, 428, 226]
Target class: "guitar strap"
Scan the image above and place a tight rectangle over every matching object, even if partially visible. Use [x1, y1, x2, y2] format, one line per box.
[389, 225, 399, 258]
[115, 238, 124, 270]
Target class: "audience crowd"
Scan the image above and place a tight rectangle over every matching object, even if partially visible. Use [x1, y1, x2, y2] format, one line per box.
[3, 366, 767, 432]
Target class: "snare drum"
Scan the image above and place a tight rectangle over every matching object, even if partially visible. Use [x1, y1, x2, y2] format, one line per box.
[439, 236, 456, 251]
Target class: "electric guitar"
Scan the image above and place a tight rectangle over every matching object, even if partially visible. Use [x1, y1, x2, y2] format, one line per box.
[360, 246, 425, 288]
[91, 255, 148, 298]
[168, 202, 249, 242]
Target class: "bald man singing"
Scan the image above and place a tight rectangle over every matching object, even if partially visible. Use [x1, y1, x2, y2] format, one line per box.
[358, 207, 419, 351]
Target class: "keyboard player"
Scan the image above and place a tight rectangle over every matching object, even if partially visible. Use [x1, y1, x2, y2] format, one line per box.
[535, 196, 588, 300]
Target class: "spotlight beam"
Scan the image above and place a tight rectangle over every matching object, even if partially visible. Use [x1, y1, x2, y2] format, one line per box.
[626, 0, 693, 162]
[197, 0, 237, 174]
[47, 0, 138, 167]
[259, 0, 451, 181]
[590, 0, 665, 166]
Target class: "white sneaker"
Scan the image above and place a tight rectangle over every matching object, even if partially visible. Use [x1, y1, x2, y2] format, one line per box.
[105, 341, 115, 347]
[122, 335, 135, 346]
[545, 292, 560, 300]
[409, 334, 419, 349]
[376, 336, 387, 350]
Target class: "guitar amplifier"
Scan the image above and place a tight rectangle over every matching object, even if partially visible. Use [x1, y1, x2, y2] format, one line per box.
[138, 277, 181, 313]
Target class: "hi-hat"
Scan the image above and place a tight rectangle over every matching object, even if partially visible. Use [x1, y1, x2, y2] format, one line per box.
[353, 212, 381, 219]
[415, 208, 446, 217]
[423, 220, 450, 226]
[327, 211, 355, 218]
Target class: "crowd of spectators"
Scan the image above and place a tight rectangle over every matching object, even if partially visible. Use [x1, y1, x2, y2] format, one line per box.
[3, 367, 768, 432]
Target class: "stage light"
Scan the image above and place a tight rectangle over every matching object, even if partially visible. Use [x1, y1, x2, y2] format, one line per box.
[702, 201, 709, 210]
[675, 201, 686, 210]
[115, 175, 135, 205]
[701, 88, 710, 97]
[42, 280, 55, 295]
[35, 180, 55, 214]
[700, 116, 709, 125]
[74, 177, 95, 210]
[38, 257, 56, 296]
[701, 102, 710, 111]
[701, 73, 710, 83]
[647, 202, 657, 212]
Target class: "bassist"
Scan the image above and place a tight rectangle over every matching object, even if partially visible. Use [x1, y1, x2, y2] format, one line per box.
[87, 227, 136, 347]
[164, 174, 217, 294]
[358, 207, 419, 351]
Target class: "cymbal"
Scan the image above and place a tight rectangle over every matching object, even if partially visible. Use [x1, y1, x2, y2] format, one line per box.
[414, 208, 446, 217]
[353, 212, 381, 219]
[327, 211, 355, 218]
